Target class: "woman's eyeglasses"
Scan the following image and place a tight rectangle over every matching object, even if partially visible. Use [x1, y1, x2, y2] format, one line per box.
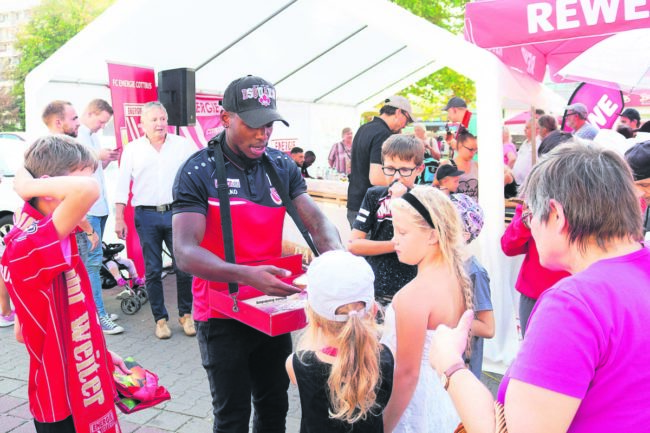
[462, 144, 478, 153]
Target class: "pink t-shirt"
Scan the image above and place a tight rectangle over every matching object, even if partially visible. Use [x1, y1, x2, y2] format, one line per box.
[503, 142, 516, 165]
[498, 246, 650, 432]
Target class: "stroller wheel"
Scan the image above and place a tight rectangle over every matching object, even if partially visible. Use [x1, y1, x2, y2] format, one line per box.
[101, 274, 117, 290]
[134, 286, 148, 304]
[121, 297, 141, 315]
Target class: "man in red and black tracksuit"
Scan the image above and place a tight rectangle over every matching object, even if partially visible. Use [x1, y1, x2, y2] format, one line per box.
[172, 75, 342, 433]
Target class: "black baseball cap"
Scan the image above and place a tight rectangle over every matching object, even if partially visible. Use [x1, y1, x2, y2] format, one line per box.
[624, 140, 650, 181]
[621, 108, 641, 124]
[436, 164, 464, 181]
[221, 75, 289, 128]
[443, 97, 467, 111]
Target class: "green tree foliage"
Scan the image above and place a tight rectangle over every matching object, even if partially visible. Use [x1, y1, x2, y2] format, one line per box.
[391, 0, 475, 120]
[0, 87, 20, 131]
[10, 0, 113, 127]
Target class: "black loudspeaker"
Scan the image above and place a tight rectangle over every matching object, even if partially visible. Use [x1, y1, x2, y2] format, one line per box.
[158, 68, 196, 126]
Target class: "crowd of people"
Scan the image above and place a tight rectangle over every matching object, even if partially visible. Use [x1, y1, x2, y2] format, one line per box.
[1, 72, 649, 433]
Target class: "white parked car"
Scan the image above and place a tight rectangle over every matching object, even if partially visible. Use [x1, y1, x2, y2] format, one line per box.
[0, 139, 27, 246]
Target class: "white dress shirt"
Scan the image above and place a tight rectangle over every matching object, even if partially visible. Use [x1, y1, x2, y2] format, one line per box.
[115, 133, 197, 206]
[512, 137, 541, 186]
[77, 124, 109, 216]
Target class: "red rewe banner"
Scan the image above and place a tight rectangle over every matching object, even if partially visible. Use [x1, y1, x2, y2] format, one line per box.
[107, 62, 158, 276]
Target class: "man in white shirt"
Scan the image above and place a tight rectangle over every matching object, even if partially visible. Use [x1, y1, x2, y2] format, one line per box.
[115, 101, 197, 339]
[42, 100, 97, 265]
[77, 99, 124, 335]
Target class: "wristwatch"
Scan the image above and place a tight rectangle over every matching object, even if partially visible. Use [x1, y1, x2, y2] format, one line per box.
[85, 229, 95, 237]
[442, 362, 467, 390]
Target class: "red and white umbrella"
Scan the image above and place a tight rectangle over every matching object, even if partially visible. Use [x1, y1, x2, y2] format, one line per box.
[464, 0, 650, 90]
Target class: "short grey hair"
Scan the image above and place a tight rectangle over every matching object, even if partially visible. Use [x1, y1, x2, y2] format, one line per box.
[522, 141, 642, 252]
[141, 101, 168, 120]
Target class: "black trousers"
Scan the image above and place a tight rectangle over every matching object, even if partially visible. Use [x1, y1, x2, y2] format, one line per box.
[197, 319, 292, 433]
[34, 416, 75, 433]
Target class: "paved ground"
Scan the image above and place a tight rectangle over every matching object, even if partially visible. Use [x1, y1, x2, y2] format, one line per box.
[0, 274, 502, 433]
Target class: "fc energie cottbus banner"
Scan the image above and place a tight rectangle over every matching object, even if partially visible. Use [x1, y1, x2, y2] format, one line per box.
[107, 62, 223, 276]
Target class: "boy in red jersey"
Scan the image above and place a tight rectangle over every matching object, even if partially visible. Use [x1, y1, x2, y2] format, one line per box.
[0, 135, 124, 433]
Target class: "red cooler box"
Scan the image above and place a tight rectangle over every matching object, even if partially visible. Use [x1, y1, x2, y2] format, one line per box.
[209, 255, 307, 336]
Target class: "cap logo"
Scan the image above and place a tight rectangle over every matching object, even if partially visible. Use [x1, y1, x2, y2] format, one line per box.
[241, 85, 276, 105]
[259, 93, 271, 107]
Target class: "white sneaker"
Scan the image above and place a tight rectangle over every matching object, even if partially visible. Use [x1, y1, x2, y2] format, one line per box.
[109, 313, 120, 321]
[0, 310, 15, 328]
[100, 315, 124, 335]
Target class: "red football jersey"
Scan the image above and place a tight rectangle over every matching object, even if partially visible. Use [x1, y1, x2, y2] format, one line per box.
[1, 204, 119, 432]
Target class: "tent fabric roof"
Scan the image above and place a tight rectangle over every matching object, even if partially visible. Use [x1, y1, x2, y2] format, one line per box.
[26, 0, 565, 113]
[27, 0, 472, 108]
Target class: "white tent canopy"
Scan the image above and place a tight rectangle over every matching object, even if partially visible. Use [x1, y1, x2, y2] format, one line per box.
[25, 0, 566, 371]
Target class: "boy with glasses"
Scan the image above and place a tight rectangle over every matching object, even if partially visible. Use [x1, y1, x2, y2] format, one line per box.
[348, 134, 424, 306]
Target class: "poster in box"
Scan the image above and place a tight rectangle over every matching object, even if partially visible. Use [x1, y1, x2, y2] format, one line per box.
[209, 255, 307, 336]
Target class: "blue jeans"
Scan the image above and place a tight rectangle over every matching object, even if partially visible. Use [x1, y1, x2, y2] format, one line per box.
[134, 207, 193, 323]
[196, 319, 291, 433]
[85, 215, 108, 317]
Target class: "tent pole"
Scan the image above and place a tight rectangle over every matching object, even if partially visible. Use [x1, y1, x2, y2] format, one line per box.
[531, 106, 537, 166]
[195, 0, 297, 71]
[313, 46, 407, 102]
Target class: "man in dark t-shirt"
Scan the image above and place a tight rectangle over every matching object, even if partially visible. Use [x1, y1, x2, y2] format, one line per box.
[347, 95, 415, 227]
[172, 75, 342, 433]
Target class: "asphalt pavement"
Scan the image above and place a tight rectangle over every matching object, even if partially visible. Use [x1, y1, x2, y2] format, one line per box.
[0, 274, 501, 433]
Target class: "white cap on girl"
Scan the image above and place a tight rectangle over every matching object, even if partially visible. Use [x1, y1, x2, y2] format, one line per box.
[306, 250, 375, 322]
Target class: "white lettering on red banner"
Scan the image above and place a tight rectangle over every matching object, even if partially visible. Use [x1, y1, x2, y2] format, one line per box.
[588, 94, 619, 126]
[521, 47, 537, 75]
[67, 270, 105, 408]
[196, 100, 222, 116]
[111, 78, 153, 89]
[269, 138, 297, 153]
[527, 0, 649, 34]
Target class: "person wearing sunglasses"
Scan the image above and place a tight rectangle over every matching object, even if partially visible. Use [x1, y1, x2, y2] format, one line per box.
[565, 102, 599, 140]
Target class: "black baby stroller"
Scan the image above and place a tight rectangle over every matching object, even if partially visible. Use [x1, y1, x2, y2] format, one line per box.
[100, 242, 148, 315]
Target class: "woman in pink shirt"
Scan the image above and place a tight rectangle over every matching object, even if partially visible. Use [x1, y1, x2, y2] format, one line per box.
[501, 203, 569, 337]
[430, 141, 650, 433]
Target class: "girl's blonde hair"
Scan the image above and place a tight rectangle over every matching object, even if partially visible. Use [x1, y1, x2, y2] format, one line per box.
[391, 185, 474, 313]
[298, 302, 382, 424]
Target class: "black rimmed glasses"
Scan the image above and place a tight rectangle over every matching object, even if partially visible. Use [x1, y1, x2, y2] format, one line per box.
[462, 144, 478, 153]
[382, 166, 417, 177]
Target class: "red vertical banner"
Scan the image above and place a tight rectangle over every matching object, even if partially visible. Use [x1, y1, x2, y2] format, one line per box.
[178, 93, 224, 147]
[107, 63, 158, 276]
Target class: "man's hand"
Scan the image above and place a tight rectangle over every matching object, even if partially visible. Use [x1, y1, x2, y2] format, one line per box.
[99, 148, 121, 163]
[115, 220, 128, 240]
[87, 231, 100, 250]
[244, 266, 302, 297]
